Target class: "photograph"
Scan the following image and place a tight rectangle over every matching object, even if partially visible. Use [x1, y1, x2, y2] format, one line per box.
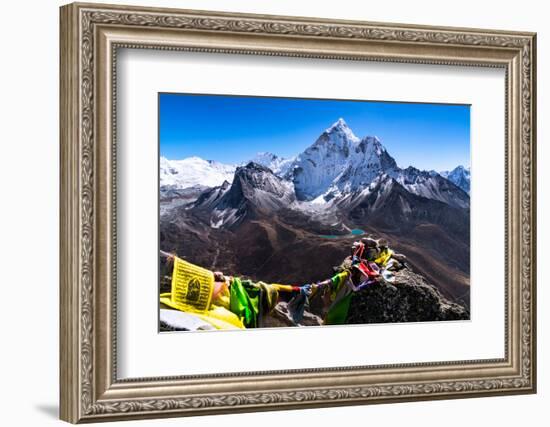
[158, 93, 471, 332]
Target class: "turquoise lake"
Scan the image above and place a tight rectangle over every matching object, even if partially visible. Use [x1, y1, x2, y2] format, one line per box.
[319, 229, 366, 239]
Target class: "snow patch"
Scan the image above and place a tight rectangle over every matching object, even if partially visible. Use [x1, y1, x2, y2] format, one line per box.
[310, 194, 327, 205]
[249, 152, 295, 176]
[160, 156, 235, 189]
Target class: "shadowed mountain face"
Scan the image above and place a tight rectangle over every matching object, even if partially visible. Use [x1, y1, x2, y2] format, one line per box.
[160, 119, 470, 307]
[441, 165, 471, 194]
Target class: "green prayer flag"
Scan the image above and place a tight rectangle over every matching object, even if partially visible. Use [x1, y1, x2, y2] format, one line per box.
[230, 278, 260, 328]
[325, 293, 353, 325]
[325, 271, 353, 325]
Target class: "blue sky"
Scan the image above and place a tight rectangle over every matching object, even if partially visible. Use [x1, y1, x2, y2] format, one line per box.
[159, 93, 470, 172]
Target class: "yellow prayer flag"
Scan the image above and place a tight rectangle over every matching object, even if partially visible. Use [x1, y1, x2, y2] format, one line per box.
[374, 248, 393, 266]
[170, 257, 214, 313]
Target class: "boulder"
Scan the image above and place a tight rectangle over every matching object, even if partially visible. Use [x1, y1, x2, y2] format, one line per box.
[346, 269, 469, 324]
[262, 301, 323, 328]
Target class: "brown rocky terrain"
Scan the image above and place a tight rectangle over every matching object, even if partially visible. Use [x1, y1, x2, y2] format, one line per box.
[160, 165, 470, 309]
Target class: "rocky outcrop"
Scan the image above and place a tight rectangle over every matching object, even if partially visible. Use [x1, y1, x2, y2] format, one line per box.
[346, 269, 469, 324]
[262, 301, 323, 328]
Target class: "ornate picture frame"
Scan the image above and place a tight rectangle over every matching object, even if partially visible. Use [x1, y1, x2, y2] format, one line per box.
[60, 2, 536, 423]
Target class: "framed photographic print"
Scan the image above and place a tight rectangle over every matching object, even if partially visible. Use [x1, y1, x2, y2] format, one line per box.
[60, 2, 537, 423]
[158, 94, 472, 331]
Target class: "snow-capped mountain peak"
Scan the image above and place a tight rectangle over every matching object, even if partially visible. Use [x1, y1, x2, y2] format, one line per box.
[205, 162, 296, 228]
[318, 118, 361, 148]
[440, 165, 470, 194]
[290, 119, 396, 201]
[324, 118, 360, 144]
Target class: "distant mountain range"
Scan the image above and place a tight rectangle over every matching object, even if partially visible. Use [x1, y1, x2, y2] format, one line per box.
[160, 118, 471, 306]
[160, 118, 470, 203]
[160, 156, 235, 189]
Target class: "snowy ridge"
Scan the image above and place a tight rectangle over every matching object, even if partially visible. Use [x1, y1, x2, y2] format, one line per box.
[289, 118, 391, 200]
[391, 167, 470, 208]
[160, 156, 236, 189]
[160, 152, 294, 190]
[249, 152, 294, 177]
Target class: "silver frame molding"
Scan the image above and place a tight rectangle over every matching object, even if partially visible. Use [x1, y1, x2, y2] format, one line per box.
[60, 2, 537, 423]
